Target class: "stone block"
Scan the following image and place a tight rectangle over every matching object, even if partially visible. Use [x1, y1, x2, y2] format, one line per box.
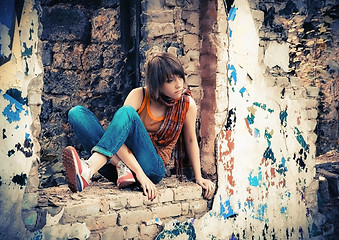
[187, 74, 201, 86]
[146, 10, 174, 23]
[140, 224, 160, 240]
[22, 192, 38, 210]
[264, 41, 289, 72]
[147, 23, 175, 39]
[84, 213, 118, 231]
[101, 226, 124, 240]
[152, 203, 181, 219]
[126, 192, 144, 207]
[118, 208, 153, 225]
[183, 34, 199, 50]
[189, 199, 208, 214]
[158, 188, 174, 203]
[173, 184, 202, 201]
[61, 200, 101, 223]
[41, 6, 90, 41]
[107, 194, 128, 210]
[181, 202, 190, 215]
[124, 224, 139, 239]
[82, 44, 103, 71]
[318, 175, 330, 203]
[91, 8, 119, 43]
[306, 86, 320, 98]
[52, 43, 84, 70]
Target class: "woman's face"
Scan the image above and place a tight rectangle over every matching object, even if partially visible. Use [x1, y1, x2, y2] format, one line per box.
[159, 75, 184, 99]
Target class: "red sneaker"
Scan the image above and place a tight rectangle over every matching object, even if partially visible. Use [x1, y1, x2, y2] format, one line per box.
[62, 146, 91, 192]
[116, 161, 136, 188]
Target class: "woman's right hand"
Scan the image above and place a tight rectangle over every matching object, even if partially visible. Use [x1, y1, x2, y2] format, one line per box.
[135, 171, 157, 201]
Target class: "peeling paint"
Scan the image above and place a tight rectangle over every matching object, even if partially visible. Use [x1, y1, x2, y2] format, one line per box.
[12, 173, 27, 188]
[2, 89, 28, 123]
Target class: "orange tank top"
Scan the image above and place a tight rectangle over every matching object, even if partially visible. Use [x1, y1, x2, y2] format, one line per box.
[137, 89, 177, 165]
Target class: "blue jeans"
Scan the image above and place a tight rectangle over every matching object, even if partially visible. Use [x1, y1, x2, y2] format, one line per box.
[68, 105, 165, 183]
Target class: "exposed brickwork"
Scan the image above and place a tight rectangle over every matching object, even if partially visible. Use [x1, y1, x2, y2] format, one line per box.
[37, 177, 209, 239]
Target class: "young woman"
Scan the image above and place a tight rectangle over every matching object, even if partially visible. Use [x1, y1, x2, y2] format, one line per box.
[62, 52, 215, 201]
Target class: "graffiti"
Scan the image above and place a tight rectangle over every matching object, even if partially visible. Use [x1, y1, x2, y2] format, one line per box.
[156, 219, 196, 240]
[11, 173, 27, 188]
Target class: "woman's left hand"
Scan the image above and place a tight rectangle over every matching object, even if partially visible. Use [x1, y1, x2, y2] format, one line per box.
[196, 177, 216, 199]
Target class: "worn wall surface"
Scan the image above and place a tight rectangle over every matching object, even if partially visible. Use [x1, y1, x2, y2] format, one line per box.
[193, 0, 319, 239]
[0, 0, 43, 239]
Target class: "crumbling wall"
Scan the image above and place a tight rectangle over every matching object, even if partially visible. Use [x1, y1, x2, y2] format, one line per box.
[0, 0, 43, 239]
[38, 0, 136, 187]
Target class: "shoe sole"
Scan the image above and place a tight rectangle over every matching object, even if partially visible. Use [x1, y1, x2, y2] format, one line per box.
[117, 178, 136, 189]
[62, 146, 82, 192]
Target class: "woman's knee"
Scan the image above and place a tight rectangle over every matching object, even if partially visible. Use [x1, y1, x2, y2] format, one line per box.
[114, 105, 137, 119]
[68, 105, 88, 123]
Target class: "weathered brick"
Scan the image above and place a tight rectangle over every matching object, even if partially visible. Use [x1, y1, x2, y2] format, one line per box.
[152, 203, 181, 219]
[147, 22, 175, 38]
[146, 10, 174, 23]
[91, 8, 120, 43]
[181, 202, 189, 215]
[305, 86, 319, 98]
[126, 192, 144, 207]
[158, 188, 174, 203]
[173, 184, 202, 201]
[140, 224, 160, 240]
[189, 199, 208, 214]
[187, 74, 201, 86]
[183, 34, 199, 50]
[124, 224, 139, 239]
[101, 226, 124, 240]
[107, 195, 127, 210]
[61, 200, 101, 223]
[118, 208, 153, 225]
[84, 213, 118, 231]
[52, 43, 84, 70]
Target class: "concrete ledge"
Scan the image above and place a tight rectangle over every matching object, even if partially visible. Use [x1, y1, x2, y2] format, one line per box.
[37, 177, 210, 240]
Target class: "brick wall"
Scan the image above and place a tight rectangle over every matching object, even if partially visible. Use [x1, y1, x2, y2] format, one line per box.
[38, 178, 208, 240]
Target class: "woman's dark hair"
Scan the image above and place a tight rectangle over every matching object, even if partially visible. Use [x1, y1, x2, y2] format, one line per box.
[145, 52, 185, 99]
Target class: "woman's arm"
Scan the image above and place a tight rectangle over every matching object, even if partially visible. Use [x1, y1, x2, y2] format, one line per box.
[183, 96, 215, 199]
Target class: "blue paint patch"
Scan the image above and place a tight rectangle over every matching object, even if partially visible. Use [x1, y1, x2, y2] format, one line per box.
[248, 169, 262, 187]
[246, 113, 255, 124]
[228, 6, 237, 21]
[25, 133, 31, 141]
[256, 203, 268, 222]
[219, 196, 236, 219]
[280, 109, 288, 127]
[22, 42, 32, 57]
[229, 29, 232, 37]
[228, 64, 237, 85]
[264, 129, 272, 146]
[263, 147, 276, 164]
[239, 87, 246, 97]
[253, 102, 274, 113]
[294, 127, 309, 152]
[3, 94, 24, 123]
[2, 89, 28, 123]
[254, 128, 260, 138]
[277, 157, 288, 176]
[280, 206, 287, 214]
